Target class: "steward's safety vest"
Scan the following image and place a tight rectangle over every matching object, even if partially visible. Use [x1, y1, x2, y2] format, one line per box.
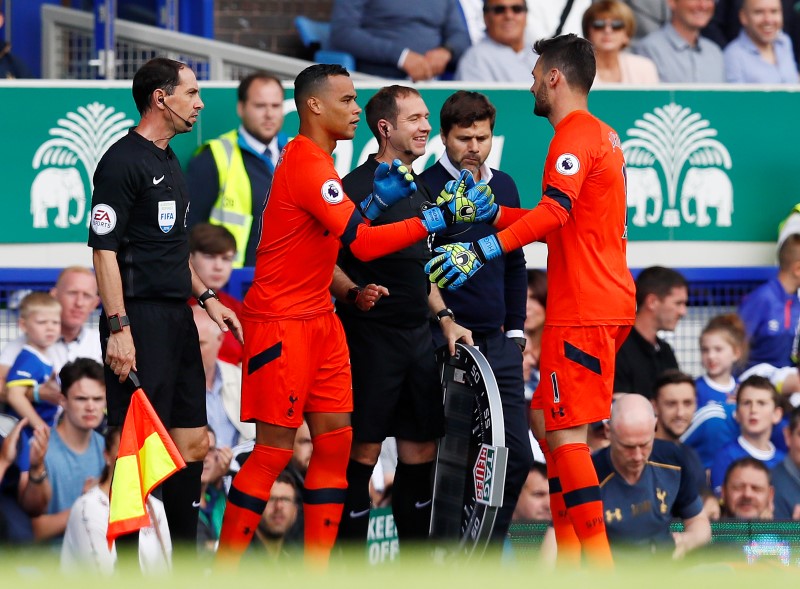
[206, 130, 253, 268]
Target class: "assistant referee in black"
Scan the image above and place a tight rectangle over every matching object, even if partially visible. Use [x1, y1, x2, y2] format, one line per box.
[88, 57, 242, 545]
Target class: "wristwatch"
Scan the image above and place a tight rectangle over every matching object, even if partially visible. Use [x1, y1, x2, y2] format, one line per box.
[107, 313, 130, 334]
[346, 286, 363, 304]
[197, 288, 219, 308]
[435, 308, 455, 323]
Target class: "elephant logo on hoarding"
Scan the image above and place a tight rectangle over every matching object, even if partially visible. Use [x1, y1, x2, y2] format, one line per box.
[680, 167, 733, 227]
[30, 102, 133, 229]
[621, 103, 733, 228]
[31, 168, 85, 228]
[626, 167, 662, 227]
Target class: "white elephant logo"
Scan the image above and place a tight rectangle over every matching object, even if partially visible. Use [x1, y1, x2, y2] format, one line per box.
[30, 102, 134, 230]
[680, 167, 733, 227]
[30, 167, 86, 229]
[626, 167, 663, 227]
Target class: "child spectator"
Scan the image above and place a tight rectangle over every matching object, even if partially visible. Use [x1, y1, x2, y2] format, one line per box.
[188, 223, 244, 365]
[695, 313, 748, 407]
[710, 375, 786, 495]
[5, 292, 61, 432]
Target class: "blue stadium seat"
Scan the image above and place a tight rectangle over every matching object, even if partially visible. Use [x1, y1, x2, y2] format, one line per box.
[294, 16, 356, 71]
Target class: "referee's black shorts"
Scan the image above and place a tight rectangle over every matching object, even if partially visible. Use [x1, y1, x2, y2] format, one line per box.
[101, 299, 206, 429]
[339, 315, 444, 444]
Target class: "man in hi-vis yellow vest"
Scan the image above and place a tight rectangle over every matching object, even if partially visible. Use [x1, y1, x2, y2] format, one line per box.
[187, 72, 288, 267]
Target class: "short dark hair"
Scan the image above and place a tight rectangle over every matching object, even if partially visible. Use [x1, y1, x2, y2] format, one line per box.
[788, 405, 800, 434]
[189, 223, 237, 255]
[527, 269, 547, 309]
[439, 91, 497, 137]
[654, 369, 696, 399]
[634, 266, 688, 309]
[294, 63, 350, 111]
[274, 470, 299, 500]
[532, 34, 595, 94]
[132, 57, 186, 116]
[366, 85, 421, 142]
[778, 233, 800, 271]
[238, 71, 284, 103]
[723, 456, 771, 487]
[59, 358, 104, 397]
[736, 375, 780, 407]
[530, 460, 547, 479]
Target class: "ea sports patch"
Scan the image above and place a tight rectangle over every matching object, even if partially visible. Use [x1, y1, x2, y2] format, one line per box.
[158, 200, 177, 233]
[90, 204, 117, 235]
[555, 153, 580, 176]
[321, 179, 344, 204]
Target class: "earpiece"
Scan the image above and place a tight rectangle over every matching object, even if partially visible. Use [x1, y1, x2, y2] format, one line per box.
[158, 96, 164, 104]
[382, 124, 389, 136]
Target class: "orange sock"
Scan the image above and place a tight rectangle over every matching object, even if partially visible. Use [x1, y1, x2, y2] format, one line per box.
[551, 443, 613, 568]
[303, 426, 352, 567]
[539, 438, 581, 566]
[217, 445, 293, 565]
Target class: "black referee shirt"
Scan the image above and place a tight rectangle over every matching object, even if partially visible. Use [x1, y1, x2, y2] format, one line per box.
[613, 326, 679, 399]
[88, 129, 191, 300]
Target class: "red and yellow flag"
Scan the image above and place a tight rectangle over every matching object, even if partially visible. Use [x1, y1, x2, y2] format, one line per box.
[107, 388, 185, 547]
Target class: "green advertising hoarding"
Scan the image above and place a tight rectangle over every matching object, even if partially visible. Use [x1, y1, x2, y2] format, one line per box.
[0, 82, 796, 250]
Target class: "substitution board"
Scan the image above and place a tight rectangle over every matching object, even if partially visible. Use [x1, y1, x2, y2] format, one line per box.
[430, 343, 508, 559]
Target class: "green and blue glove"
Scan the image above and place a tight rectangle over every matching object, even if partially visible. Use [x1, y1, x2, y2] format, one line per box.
[421, 170, 498, 232]
[359, 159, 417, 221]
[424, 234, 503, 290]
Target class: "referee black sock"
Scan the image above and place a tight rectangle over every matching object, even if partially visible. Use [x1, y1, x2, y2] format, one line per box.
[161, 460, 203, 546]
[336, 459, 374, 545]
[392, 460, 434, 543]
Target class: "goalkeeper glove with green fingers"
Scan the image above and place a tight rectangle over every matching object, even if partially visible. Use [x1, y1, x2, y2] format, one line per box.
[425, 235, 503, 290]
[359, 159, 417, 221]
[420, 169, 497, 232]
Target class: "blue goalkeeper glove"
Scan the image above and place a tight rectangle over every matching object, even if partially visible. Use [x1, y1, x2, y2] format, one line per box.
[359, 159, 417, 221]
[420, 170, 497, 232]
[424, 235, 503, 290]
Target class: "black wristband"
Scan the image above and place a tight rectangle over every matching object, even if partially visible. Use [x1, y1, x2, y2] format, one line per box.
[435, 308, 455, 323]
[346, 286, 363, 304]
[197, 288, 219, 308]
[107, 314, 130, 334]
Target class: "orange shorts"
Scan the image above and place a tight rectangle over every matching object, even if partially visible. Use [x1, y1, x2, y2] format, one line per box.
[531, 325, 631, 431]
[240, 313, 352, 428]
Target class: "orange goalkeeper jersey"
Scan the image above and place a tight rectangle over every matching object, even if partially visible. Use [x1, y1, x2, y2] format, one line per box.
[496, 110, 635, 326]
[243, 135, 427, 321]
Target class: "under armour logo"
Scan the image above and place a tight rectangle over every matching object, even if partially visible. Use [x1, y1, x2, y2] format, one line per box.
[551, 406, 565, 419]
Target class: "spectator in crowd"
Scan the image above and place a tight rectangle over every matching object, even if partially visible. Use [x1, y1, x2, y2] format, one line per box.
[188, 224, 244, 366]
[704, 0, 800, 67]
[22, 359, 106, 543]
[719, 457, 774, 519]
[723, 0, 799, 83]
[0, 416, 35, 543]
[329, 0, 471, 81]
[615, 0, 671, 39]
[772, 406, 800, 519]
[4, 293, 61, 432]
[527, 0, 592, 42]
[695, 313, 748, 407]
[512, 461, 551, 521]
[583, 1, 660, 84]
[614, 266, 688, 399]
[61, 427, 171, 575]
[249, 471, 301, 560]
[193, 305, 253, 449]
[198, 427, 232, 556]
[593, 394, 711, 558]
[334, 85, 466, 549]
[0, 10, 32, 79]
[632, 0, 725, 82]
[187, 73, 287, 268]
[420, 90, 533, 543]
[0, 266, 102, 402]
[739, 233, 800, 370]
[455, 0, 538, 82]
[710, 376, 786, 495]
[651, 370, 709, 497]
[524, 269, 547, 398]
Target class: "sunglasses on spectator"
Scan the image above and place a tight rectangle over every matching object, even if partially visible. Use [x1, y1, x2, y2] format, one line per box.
[485, 4, 528, 15]
[591, 19, 626, 31]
